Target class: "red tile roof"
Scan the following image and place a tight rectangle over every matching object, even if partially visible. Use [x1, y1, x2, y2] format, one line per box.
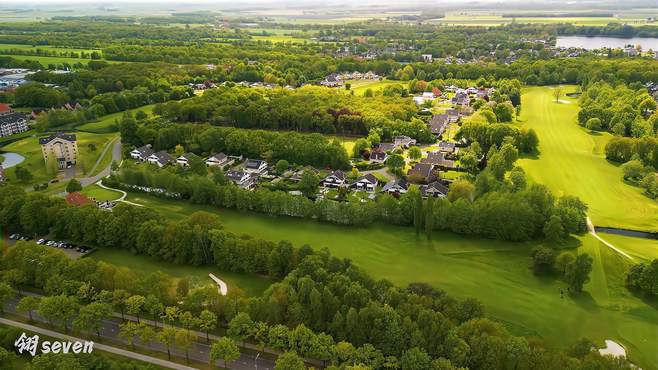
[65, 192, 93, 206]
[0, 104, 11, 114]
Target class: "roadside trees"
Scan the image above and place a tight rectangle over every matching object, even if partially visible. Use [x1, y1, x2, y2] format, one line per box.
[16, 296, 40, 322]
[198, 309, 218, 343]
[73, 302, 112, 338]
[210, 337, 240, 369]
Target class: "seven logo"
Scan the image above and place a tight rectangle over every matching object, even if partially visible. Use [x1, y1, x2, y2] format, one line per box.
[14, 332, 94, 356]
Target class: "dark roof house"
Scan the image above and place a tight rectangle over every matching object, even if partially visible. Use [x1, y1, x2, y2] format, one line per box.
[39, 132, 76, 145]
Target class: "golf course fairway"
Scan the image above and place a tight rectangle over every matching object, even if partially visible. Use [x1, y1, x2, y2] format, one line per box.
[517, 86, 658, 232]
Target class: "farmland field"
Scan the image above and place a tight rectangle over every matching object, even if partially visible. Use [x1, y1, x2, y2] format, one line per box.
[517, 86, 658, 232]
[120, 191, 658, 369]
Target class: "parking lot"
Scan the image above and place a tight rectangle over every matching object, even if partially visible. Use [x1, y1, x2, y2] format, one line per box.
[7, 233, 91, 259]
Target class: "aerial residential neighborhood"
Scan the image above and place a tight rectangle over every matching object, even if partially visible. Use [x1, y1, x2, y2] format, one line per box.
[0, 1, 657, 370]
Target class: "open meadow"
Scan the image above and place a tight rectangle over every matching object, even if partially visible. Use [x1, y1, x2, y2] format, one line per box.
[517, 86, 658, 232]
[76, 104, 157, 133]
[111, 190, 658, 369]
[430, 13, 656, 26]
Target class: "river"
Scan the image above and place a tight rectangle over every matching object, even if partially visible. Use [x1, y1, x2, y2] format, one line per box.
[556, 36, 658, 50]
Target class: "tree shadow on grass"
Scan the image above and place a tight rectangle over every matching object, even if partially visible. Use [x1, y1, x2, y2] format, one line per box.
[519, 151, 541, 160]
[570, 291, 600, 312]
[627, 290, 658, 311]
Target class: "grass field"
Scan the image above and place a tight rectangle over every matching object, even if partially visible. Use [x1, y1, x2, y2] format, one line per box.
[345, 79, 404, 96]
[81, 183, 123, 201]
[517, 86, 658, 232]
[599, 233, 658, 263]
[0, 54, 118, 66]
[76, 132, 118, 175]
[0, 43, 101, 55]
[251, 35, 311, 43]
[431, 13, 655, 26]
[121, 191, 658, 368]
[1, 131, 116, 183]
[76, 104, 156, 133]
[90, 248, 273, 297]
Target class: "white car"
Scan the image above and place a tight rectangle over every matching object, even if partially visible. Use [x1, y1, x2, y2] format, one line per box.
[37, 239, 46, 245]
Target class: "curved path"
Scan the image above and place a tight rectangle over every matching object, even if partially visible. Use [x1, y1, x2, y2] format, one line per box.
[587, 217, 634, 261]
[208, 273, 228, 295]
[94, 180, 144, 207]
[0, 317, 197, 370]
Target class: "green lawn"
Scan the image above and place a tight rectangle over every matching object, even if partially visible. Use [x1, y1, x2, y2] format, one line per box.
[81, 184, 123, 201]
[90, 247, 273, 297]
[76, 132, 118, 176]
[431, 14, 652, 26]
[598, 233, 658, 263]
[1, 131, 116, 183]
[346, 79, 404, 96]
[0, 43, 101, 55]
[123, 191, 658, 368]
[76, 104, 156, 133]
[517, 86, 658, 232]
[0, 54, 108, 66]
[1, 134, 50, 184]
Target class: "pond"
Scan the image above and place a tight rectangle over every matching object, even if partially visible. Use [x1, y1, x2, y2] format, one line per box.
[556, 36, 658, 50]
[0, 152, 25, 168]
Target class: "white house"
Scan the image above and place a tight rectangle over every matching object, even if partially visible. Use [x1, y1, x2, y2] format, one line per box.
[205, 153, 231, 167]
[226, 170, 255, 189]
[147, 151, 173, 168]
[370, 149, 388, 163]
[323, 170, 347, 188]
[381, 179, 408, 195]
[421, 181, 449, 198]
[393, 135, 416, 148]
[130, 144, 154, 161]
[176, 153, 195, 167]
[244, 159, 268, 174]
[352, 174, 378, 193]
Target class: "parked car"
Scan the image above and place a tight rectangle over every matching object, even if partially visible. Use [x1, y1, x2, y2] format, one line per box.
[37, 239, 46, 245]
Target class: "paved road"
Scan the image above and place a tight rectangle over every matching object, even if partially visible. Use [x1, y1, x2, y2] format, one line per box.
[0, 317, 196, 370]
[3, 296, 277, 370]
